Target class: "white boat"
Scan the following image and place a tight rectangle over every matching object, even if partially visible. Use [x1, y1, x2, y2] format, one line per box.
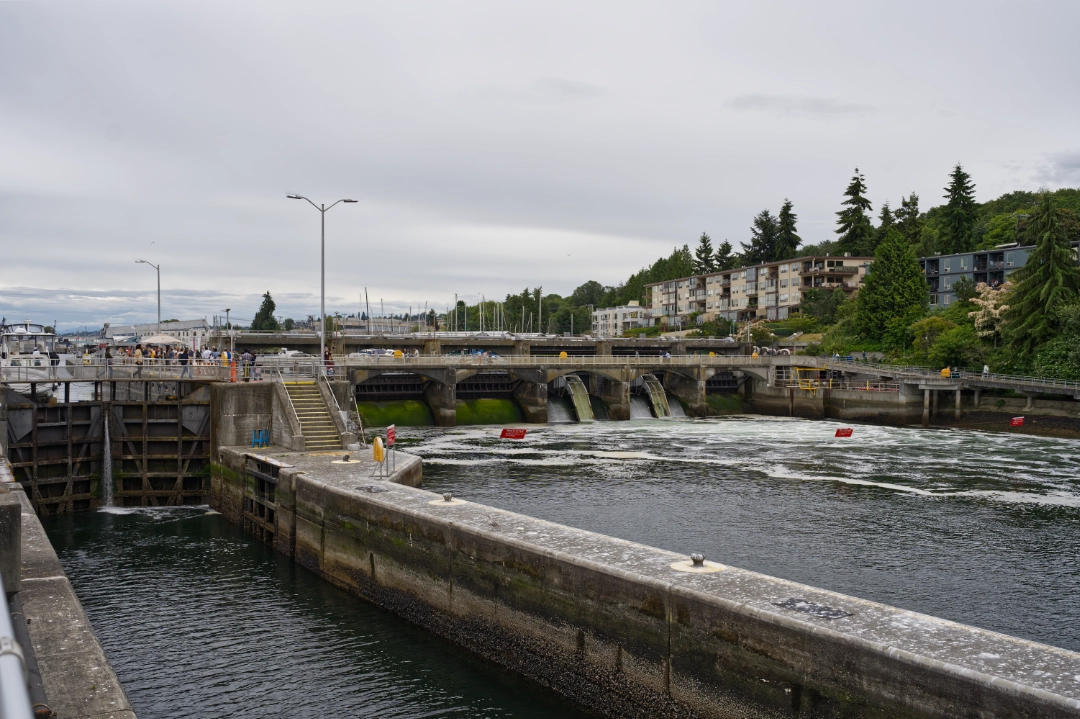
[0, 319, 67, 397]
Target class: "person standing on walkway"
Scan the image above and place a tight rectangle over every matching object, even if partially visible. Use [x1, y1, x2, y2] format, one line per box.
[134, 344, 144, 378]
[179, 347, 190, 378]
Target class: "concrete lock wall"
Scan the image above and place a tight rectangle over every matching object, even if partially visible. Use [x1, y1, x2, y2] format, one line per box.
[210, 447, 1080, 719]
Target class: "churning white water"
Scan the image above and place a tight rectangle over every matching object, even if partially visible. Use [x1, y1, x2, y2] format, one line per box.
[102, 407, 113, 507]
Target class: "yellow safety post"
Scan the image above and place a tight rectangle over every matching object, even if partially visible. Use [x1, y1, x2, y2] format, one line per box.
[373, 436, 385, 462]
[559, 351, 568, 359]
[393, 349, 403, 358]
[709, 351, 715, 357]
[940, 367, 951, 378]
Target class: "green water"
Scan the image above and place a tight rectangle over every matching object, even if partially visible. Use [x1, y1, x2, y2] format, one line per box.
[42, 508, 592, 719]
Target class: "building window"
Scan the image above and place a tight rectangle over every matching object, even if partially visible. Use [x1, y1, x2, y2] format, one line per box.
[943, 295, 951, 305]
[1006, 252, 1014, 267]
[780, 264, 788, 273]
[759, 267, 768, 276]
[960, 258, 968, 271]
[943, 259, 951, 272]
[780, 279, 787, 288]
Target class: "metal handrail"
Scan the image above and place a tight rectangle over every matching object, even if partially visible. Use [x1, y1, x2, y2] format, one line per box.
[823, 359, 1080, 392]
[273, 368, 304, 433]
[0, 572, 33, 719]
[336, 354, 778, 368]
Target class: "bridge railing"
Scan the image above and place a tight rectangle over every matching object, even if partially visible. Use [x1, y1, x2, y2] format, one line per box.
[822, 358, 1080, 393]
[336, 354, 780, 369]
[0, 359, 234, 383]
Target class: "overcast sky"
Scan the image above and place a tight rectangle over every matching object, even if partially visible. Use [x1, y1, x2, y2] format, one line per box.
[2, 1, 1079, 330]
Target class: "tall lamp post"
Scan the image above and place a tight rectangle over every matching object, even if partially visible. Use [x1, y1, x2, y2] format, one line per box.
[135, 259, 160, 336]
[224, 308, 232, 353]
[286, 194, 357, 369]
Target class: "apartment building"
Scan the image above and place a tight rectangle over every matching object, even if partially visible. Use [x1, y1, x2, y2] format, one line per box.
[919, 241, 1080, 306]
[646, 254, 872, 325]
[104, 319, 211, 349]
[590, 301, 647, 337]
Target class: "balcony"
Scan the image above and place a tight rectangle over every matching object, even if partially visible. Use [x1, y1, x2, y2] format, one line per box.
[801, 265, 859, 276]
[745, 282, 758, 295]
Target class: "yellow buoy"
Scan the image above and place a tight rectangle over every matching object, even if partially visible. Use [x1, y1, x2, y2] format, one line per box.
[373, 436, 385, 462]
[559, 351, 568, 359]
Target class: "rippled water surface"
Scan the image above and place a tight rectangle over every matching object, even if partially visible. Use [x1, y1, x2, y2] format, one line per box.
[398, 416, 1080, 651]
[42, 508, 591, 719]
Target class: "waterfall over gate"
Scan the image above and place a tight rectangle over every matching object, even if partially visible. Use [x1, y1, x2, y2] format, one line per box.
[641, 375, 670, 418]
[564, 375, 594, 422]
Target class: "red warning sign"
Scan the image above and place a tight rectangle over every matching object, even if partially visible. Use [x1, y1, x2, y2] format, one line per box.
[500, 428, 527, 440]
[386, 424, 396, 446]
[1010, 417, 1025, 427]
[834, 428, 854, 437]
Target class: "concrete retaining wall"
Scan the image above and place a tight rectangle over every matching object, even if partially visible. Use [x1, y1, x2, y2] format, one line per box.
[210, 447, 1080, 719]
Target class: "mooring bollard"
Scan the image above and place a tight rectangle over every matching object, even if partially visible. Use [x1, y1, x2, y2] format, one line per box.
[690, 553, 705, 567]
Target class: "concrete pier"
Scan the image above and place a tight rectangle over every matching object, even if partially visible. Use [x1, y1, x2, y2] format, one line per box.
[211, 446, 1080, 719]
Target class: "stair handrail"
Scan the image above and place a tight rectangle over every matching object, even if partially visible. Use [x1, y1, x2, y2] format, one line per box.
[319, 371, 359, 443]
[274, 368, 303, 435]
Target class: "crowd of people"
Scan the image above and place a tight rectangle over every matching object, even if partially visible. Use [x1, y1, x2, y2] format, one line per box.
[96, 344, 263, 380]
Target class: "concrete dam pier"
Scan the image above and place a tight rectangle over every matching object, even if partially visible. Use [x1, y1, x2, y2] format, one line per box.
[209, 442, 1080, 719]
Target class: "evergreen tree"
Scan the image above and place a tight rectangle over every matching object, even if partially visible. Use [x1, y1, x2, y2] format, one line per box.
[713, 240, 736, 271]
[775, 199, 801, 260]
[871, 201, 894, 255]
[939, 164, 978, 254]
[852, 228, 927, 346]
[251, 291, 279, 331]
[743, 210, 779, 265]
[835, 168, 874, 256]
[693, 232, 716, 274]
[1004, 194, 1080, 355]
[894, 192, 924, 246]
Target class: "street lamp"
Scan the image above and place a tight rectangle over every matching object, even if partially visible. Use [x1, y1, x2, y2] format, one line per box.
[224, 308, 232, 353]
[287, 194, 357, 368]
[135, 259, 160, 336]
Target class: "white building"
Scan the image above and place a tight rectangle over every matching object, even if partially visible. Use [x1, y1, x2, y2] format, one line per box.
[104, 319, 211, 349]
[591, 301, 647, 337]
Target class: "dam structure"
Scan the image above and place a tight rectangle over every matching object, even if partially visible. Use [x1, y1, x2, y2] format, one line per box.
[2, 351, 1080, 717]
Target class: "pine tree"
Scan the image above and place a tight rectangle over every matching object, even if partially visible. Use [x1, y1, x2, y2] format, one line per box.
[852, 228, 928, 346]
[693, 232, 716, 274]
[870, 201, 894, 255]
[939, 164, 978, 254]
[743, 210, 779, 265]
[775, 199, 801, 260]
[713, 240, 735, 271]
[251, 291, 279, 331]
[835, 168, 874, 256]
[1004, 194, 1080, 355]
[894, 192, 924, 246]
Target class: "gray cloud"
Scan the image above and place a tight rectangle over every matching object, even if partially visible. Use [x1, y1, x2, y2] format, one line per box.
[2, 1, 1079, 331]
[1036, 151, 1080, 185]
[723, 94, 875, 115]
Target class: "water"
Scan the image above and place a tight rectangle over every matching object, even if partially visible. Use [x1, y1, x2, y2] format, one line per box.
[666, 392, 685, 417]
[547, 396, 574, 423]
[642, 377, 670, 417]
[101, 408, 112, 506]
[399, 417, 1080, 652]
[42, 508, 591, 719]
[564, 376, 594, 422]
[628, 395, 653, 419]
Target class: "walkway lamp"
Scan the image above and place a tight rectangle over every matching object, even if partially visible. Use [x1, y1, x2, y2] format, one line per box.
[135, 259, 161, 335]
[286, 194, 357, 369]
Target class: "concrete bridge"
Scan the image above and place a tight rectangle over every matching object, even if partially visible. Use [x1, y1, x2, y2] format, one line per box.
[342, 354, 793, 423]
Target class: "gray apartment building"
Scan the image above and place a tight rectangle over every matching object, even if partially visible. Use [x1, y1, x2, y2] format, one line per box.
[919, 240, 1080, 306]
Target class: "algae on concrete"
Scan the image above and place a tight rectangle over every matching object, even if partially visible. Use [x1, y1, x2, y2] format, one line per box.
[357, 400, 435, 428]
[456, 398, 524, 425]
[705, 394, 744, 415]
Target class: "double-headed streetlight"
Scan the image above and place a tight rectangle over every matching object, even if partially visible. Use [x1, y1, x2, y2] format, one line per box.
[287, 194, 357, 368]
[135, 259, 161, 336]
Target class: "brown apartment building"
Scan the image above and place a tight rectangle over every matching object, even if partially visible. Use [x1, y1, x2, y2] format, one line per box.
[645, 254, 873, 326]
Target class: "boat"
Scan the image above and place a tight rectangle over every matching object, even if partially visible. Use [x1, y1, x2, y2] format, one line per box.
[0, 319, 67, 397]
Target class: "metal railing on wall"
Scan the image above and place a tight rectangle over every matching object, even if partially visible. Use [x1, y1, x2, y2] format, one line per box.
[0, 572, 34, 719]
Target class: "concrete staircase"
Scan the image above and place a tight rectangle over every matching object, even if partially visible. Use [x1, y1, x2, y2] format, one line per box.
[283, 382, 342, 450]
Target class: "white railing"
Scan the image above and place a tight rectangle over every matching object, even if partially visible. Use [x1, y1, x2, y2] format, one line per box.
[0, 572, 33, 719]
[823, 358, 1080, 393]
[337, 354, 782, 369]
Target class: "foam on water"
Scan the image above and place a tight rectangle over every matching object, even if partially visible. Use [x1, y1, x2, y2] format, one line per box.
[398, 416, 1080, 652]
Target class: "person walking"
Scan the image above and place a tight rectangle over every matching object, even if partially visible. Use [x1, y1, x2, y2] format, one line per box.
[179, 347, 190, 378]
[133, 344, 144, 378]
[104, 346, 114, 379]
